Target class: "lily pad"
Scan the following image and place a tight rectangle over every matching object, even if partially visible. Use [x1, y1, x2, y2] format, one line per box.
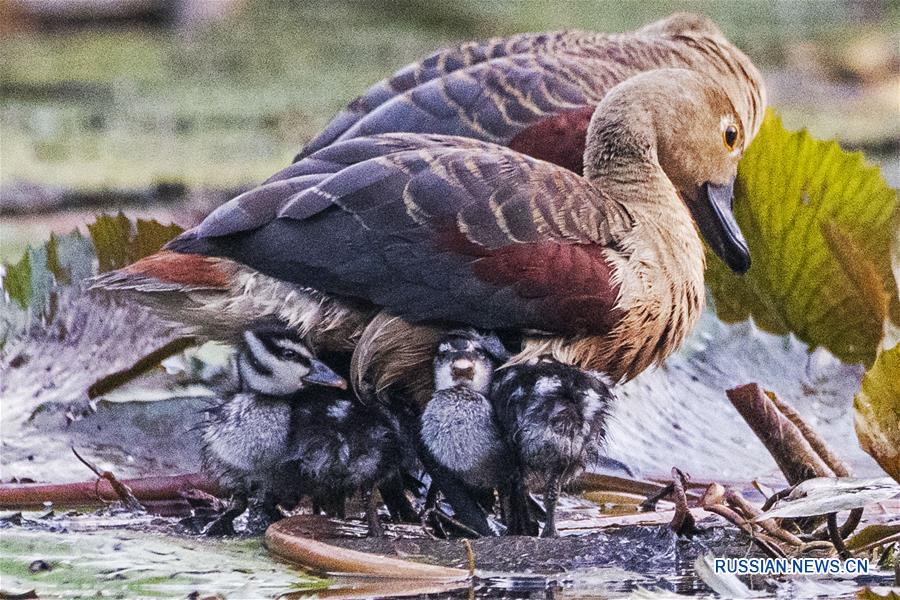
[706, 110, 899, 367]
[854, 343, 900, 483]
[0, 525, 318, 599]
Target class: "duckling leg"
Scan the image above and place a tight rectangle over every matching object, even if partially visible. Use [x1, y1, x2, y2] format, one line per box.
[378, 472, 418, 522]
[203, 493, 248, 536]
[540, 473, 562, 538]
[420, 450, 493, 536]
[502, 477, 540, 536]
[423, 482, 439, 511]
[363, 484, 385, 537]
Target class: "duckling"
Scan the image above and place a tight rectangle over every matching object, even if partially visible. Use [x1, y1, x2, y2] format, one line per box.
[278, 381, 407, 537]
[200, 322, 347, 533]
[420, 329, 509, 490]
[491, 358, 615, 537]
[418, 330, 510, 533]
[201, 322, 403, 536]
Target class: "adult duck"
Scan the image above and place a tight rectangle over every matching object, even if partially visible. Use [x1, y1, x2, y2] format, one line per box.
[143, 68, 752, 386]
[92, 13, 764, 362]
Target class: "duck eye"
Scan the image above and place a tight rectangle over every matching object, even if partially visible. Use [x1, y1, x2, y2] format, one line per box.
[723, 125, 738, 150]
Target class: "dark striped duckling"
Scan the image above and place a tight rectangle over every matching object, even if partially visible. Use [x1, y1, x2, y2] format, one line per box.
[201, 322, 402, 536]
[491, 358, 615, 537]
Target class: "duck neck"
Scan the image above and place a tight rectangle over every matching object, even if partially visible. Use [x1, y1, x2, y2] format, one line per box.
[583, 106, 695, 230]
[579, 106, 707, 379]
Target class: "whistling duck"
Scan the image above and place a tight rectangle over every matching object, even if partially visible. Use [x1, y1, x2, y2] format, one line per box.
[90, 14, 764, 360]
[147, 66, 749, 393]
[492, 357, 614, 537]
[201, 321, 404, 536]
[418, 330, 509, 533]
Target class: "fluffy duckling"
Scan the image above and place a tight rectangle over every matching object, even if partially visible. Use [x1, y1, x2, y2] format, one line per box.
[201, 322, 347, 533]
[201, 322, 402, 536]
[491, 358, 615, 537]
[420, 330, 508, 490]
[278, 382, 406, 536]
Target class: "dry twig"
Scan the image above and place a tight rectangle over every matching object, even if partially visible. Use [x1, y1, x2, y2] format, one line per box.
[71, 447, 144, 512]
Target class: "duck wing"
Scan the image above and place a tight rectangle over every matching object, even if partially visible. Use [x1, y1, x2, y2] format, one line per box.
[168, 134, 632, 336]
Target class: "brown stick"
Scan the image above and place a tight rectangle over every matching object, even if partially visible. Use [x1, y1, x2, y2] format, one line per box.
[724, 488, 803, 547]
[827, 512, 852, 560]
[764, 391, 851, 477]
[71, 447, 144, 512]
[848, 532, 900, 554]
[573, 472, 702, 500]
[669, 468, 698, 537]
[639, 482, 674, 512]
[87, 336, 197, 399]
[705, 503, 786, 559]
[462, 539, 476, 577]
[727, 384, 833, 485]
[840, 508, 864, 539]
[0, 472, 222, 508]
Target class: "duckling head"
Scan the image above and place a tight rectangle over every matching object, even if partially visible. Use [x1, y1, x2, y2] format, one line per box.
[236, 322, 347, 396]
[585, 67, 752, 274]
[433, 330, 508, 395]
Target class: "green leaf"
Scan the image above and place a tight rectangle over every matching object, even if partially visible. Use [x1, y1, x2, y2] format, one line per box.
[854, 343, 900, 483]
[2, 251, 31, 310]
[0, 214, 182, 343]
[706, 110, 899, 366]
[86, 212, 183, 273]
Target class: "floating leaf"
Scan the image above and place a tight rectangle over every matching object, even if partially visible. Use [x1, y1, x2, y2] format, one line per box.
[706, 110, 899, 366]
[755, 476, 899, 519]
[855, 343, 900, 482]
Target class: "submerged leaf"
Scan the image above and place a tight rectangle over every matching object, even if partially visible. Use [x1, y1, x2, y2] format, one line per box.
[845, 523, 900, 551]
[706, 110, 899, 366]
[855, 343, 900, 482]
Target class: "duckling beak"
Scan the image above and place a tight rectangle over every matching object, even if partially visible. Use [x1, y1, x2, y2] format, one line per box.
[303, 360, 348, 389]
[689, 178, 751, 274]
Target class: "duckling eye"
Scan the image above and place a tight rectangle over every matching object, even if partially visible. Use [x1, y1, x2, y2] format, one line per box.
[723, 125, 738, 150]
[278, 348, 299, 360]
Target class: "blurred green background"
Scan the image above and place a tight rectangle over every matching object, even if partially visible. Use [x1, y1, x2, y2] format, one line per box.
[1, 0, 898, 259]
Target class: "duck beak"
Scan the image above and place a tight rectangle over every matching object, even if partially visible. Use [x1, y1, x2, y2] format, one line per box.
[303, 360, 347, 389]
[688, 178, 751, 274]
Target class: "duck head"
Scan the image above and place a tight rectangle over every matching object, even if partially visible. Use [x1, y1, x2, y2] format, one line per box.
[585, 68, 752, 274]
[236, 321, 347, 396]
[433, 330, 508, 395]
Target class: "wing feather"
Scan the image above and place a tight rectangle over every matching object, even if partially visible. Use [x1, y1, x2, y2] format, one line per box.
[169, 134, 629, 335]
